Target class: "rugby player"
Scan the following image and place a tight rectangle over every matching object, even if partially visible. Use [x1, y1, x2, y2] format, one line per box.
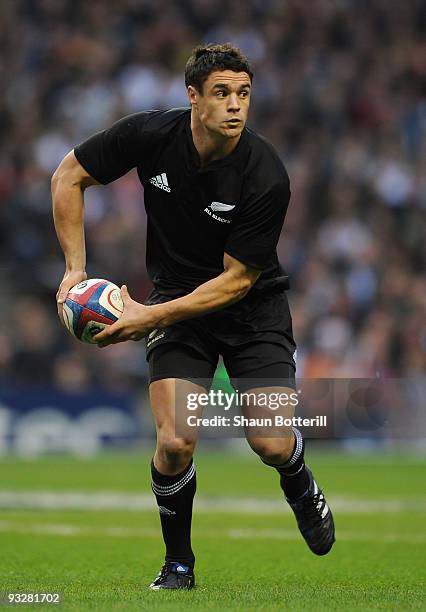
[52, 43, 335, 590]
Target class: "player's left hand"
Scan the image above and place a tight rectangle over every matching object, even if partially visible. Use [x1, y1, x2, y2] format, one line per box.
[93, 285, 155, 348]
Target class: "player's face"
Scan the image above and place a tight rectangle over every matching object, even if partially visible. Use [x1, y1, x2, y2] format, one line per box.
[189, 70, 251, 138]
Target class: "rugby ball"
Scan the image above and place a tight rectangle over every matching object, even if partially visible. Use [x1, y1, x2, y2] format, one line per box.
[63, 278, 124, 344]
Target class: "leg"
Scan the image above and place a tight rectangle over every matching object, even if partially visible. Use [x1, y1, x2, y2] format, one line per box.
[241, 385, 335, 555]
[224, 332, 335, 556]
[240, 385, 310, 500]
[147, 342, 218, 589]
[151, 376, 201, 475]
[150, 377, 204, 572]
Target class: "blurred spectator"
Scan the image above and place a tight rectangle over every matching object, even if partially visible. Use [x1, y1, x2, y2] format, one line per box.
[1, 0, 425, 391]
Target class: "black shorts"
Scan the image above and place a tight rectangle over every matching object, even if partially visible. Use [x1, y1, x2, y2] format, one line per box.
[144, 289, 297, 392]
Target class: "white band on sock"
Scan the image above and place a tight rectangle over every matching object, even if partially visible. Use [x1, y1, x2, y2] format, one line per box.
[151, 463, 196, 497]
[280, 427, 303, 468]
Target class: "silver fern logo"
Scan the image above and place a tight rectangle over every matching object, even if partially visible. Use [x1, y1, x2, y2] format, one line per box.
[210, 201, 235, 212]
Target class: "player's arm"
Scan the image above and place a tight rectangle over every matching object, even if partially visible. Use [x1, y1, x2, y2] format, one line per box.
[94, 253, 261, 347]
[153, 252, 261, 323]
[52, 112, 151, 325]
[52, 150, 100, 324]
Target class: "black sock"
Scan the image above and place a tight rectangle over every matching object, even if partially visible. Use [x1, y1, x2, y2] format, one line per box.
[151, 458, 196, 568]
[261, 428, 310, 501]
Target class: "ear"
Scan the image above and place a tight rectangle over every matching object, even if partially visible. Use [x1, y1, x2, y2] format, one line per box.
[187, 85, 199, 108]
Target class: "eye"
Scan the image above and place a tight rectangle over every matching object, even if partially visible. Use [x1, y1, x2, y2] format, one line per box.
[240, 90, 249, 98]
[216, 90, 226, 98]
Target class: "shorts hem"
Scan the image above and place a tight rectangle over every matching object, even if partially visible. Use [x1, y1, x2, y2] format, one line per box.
[148, 373, 212, 388]
[146, 340, 216, 365]
[229, 361, 296, 392]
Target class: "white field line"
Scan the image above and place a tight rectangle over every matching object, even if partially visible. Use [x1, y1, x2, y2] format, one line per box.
[0, 490, 426, 514]
[0, 521, 425, 544]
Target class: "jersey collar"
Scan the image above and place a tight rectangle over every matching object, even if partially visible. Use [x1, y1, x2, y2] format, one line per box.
[184, 113, 249, 175]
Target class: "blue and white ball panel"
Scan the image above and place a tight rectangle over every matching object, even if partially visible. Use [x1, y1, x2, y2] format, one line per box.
[64, 278, 124, 344]
[63, 301, 77, 337]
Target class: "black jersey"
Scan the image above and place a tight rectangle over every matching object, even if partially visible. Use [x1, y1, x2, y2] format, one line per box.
[74, 108, 291, 297]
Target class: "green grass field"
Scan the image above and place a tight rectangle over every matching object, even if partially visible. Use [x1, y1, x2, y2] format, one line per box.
[1, 448, 425, 610]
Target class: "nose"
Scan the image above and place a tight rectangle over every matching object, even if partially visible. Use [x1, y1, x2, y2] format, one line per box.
[227, 92, 240, 112]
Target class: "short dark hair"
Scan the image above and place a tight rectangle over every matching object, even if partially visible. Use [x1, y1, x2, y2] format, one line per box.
[185, 43, 253, 93]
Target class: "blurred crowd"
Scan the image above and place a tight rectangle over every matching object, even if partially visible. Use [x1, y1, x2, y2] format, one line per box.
[0, 0, 425, 392]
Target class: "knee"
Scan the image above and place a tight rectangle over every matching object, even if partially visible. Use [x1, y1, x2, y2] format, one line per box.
[248, 436, 294, 465]
[156, 435, 196, 470]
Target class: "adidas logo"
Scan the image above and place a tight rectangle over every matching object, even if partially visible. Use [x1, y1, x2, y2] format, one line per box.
[313, 482, 329, 518]
[210, 201, 235, 212]
[158, 505, 176, 516]
[150, 173, 171, 192]
[148, 329, 158, 340]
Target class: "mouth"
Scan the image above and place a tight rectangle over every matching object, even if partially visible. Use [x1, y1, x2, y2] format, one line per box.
[225, 119, 242, 126]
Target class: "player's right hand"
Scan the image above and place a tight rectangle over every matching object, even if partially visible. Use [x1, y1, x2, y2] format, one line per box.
[56, 270, 87, 326]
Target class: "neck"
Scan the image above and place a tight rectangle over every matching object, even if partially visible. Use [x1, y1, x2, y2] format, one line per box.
[190, 111, 241, 167]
